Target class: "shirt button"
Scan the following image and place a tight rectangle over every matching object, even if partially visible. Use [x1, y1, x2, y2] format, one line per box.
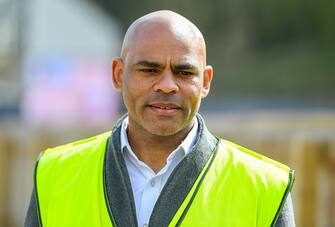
[143, 224, 148, 227]
[150, 179, 155, 187]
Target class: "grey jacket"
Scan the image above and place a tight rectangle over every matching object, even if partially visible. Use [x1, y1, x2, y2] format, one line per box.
[24, 115, 295, 227]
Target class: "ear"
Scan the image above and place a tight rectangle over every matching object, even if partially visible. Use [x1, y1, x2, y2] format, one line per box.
[202, 65, 213, 98]
[111, 57, 124, 92]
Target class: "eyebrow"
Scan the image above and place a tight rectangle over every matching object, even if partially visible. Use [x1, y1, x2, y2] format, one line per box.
[173, 63, 198, 71]
[134, 60, 199, 73]
[135, 60, 163, 68]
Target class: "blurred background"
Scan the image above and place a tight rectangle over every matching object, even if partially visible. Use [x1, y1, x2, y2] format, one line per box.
[0, 0, 334, 226]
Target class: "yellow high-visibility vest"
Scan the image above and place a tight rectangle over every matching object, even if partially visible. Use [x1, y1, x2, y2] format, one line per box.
[35, 131, 294, 227]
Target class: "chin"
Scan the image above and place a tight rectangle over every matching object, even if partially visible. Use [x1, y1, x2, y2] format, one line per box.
[145, 123, 183, 137]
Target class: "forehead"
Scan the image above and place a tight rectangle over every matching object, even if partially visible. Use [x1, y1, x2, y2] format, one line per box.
[124, 21, 205, 66]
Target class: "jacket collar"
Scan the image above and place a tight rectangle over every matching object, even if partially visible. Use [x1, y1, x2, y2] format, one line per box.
[104, 113, 219, 227]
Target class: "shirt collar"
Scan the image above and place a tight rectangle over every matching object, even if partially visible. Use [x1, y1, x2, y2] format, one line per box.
[120, 116, 199, 157]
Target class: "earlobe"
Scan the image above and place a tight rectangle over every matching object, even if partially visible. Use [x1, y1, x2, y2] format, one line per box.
[202, 65, 213, 98]
[111, 58, 124, 92]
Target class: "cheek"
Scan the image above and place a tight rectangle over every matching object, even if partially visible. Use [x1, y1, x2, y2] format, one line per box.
[122, 74, 152, 108]
[122, 76, 138, 109]
[181, 79, 203, 106]
[189, 78, 203, 97]
[123, 73, 142, 97]
[124, 71, 154, 93]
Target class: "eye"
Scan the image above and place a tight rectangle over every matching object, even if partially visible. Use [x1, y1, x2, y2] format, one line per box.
[139, 68, 159, 74]
[176, 71, 193, 76]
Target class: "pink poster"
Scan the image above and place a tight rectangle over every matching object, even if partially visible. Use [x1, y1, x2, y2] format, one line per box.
[22, 58, 120, 127]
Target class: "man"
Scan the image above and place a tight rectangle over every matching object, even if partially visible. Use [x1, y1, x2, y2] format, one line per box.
[25, 10, 295, 227]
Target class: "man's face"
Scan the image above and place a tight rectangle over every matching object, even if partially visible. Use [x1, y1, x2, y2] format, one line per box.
[113, 23, 212, 136]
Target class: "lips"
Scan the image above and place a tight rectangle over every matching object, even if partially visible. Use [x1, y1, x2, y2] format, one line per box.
[147, 102, 181, 115]
[149, 103, 180, 109]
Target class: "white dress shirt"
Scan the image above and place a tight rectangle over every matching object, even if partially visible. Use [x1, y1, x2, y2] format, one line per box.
[120, 117, 198, 227]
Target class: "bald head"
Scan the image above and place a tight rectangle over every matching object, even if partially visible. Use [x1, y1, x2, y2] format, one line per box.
[120, 10, 207, 64]
[111, 10, 213, 137]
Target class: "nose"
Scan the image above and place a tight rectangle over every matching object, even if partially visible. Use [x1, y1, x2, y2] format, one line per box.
[153, 70, 179, 94]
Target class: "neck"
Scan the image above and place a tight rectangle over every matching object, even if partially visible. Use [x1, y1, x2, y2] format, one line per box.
[126, 118, 195, 173]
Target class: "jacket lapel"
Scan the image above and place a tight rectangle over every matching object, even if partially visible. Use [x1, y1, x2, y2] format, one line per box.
[104, 115, 138, 227]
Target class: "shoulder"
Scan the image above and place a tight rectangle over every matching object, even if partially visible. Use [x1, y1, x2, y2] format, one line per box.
[214, 139, 295, 192]
[219, 139, 291, 173]
[44, 131, 111, 156]
[38, 131, 112, 166]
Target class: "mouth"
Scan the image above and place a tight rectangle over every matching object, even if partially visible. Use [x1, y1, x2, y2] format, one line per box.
[147, 103, 181, 115]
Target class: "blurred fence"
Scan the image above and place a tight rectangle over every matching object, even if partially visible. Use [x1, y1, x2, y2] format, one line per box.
[1, 110, 335, 227]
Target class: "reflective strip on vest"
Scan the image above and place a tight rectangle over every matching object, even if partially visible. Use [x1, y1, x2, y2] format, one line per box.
[35, 132, 294, 227]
